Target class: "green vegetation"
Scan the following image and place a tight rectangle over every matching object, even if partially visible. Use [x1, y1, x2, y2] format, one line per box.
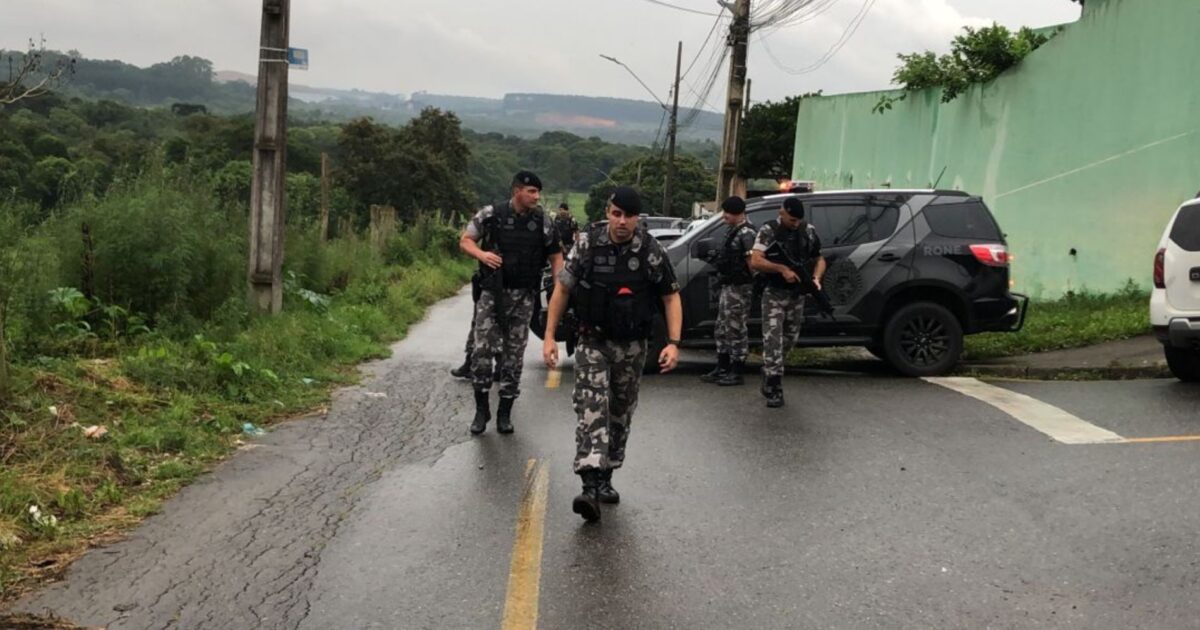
[963, 282, 1150, 359]
[873, 24, 1052, 113]
[584, 154, 713, 220]
[0, 169, 471, 599]
[737, 92, 822, 181]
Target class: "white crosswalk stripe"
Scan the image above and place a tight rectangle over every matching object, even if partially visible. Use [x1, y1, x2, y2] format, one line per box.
[923, 377, 1126, 445]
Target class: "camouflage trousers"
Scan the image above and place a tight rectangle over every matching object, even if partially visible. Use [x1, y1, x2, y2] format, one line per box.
[463, 316, 476, 356]
[573, 336, 648, 473]
[471, 288, 536, 399]
[761, 286, 806, 378]
[715, 283, 753, 362]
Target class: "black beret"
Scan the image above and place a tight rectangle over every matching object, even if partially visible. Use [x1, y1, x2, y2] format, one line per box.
[783, 197, 805, 219]
[512, 170, 543, 190]
[608, 186, 642, 215]
[558, 201, 570, 210]
[721, 196, 746, 214]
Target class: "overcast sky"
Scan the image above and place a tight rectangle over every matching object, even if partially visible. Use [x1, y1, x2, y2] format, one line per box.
[4, 0, 1081, 109]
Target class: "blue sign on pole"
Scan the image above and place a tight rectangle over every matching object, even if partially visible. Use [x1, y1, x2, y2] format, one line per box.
[287, 47, 309, 71]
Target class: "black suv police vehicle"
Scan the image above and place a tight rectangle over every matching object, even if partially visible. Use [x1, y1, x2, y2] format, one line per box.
[663, 189, 1028, 376]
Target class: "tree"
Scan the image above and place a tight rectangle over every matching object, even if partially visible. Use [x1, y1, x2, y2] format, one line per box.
[874, 24, 1050, 112]
[585, 154, 712, 220]
[738, 92, 821, 180]
[0, 39, 75, 107]
[335, 110, 473, 225]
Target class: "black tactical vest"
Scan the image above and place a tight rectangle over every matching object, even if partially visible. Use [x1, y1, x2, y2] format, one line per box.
[573, 227, 657, 340]
[763, 220, 818, 290]
[484, 202, 547, 290]
[716, 221, 755, 285]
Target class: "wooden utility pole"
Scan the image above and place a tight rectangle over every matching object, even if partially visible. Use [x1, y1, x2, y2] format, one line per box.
[248, 0, 290, 314]
[716, 0, 750, 202]
[662, 41, 682, 217]
[319, 152, 330, 243]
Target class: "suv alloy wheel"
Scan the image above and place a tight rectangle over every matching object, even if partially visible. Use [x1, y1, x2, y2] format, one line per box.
[882, 302, 964, 377]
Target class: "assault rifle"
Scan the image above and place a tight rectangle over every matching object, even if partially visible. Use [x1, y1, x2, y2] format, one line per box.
[773, 245, 835, 318]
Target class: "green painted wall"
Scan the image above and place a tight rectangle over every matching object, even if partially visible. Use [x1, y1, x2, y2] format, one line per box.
[791, 0, 1200, 298]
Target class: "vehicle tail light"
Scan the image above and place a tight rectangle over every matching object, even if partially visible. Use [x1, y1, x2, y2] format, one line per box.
[1154, 248, 1166, 289]
[969, 244, 1009, 267]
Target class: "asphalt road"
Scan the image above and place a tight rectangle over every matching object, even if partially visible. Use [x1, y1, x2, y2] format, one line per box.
[13, 289, 1200, 629]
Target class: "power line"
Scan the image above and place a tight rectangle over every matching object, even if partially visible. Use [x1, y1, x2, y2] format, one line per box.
[637, 0, 722, 17]
[755, 0, 876, 75]
[681, 12, 727, 81]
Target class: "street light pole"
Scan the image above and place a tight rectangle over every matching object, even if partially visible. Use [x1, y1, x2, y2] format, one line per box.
[663, 41, 682, 217]
[248, 0, 290, 314]
[716, 0, 750, 202]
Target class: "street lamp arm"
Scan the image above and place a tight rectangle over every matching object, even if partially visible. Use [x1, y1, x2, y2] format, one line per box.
[599, 53, 668, 110]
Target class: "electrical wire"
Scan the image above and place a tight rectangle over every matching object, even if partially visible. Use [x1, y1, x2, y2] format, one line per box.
[637, 0, 722, 17]
[755, 0, 877, 75]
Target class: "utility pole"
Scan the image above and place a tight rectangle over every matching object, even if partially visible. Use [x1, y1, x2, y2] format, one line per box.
[319, 152, 330, 243]
[662, 41, 682, 217]
[248, 0, 290, 314]
[716, 0, 750, 202]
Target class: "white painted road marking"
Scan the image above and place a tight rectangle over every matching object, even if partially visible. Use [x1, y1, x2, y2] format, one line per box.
[923, 377, 1126, 445]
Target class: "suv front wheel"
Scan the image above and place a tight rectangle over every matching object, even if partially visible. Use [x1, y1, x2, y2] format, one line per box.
[882, 302, 964, 377]
[1164, 346, 1200, 382]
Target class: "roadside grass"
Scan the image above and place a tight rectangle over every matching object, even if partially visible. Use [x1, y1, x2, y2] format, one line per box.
[963, 282, 1150, 360]
[780, 282, 1151, 367]
[0, 241, 473, 602]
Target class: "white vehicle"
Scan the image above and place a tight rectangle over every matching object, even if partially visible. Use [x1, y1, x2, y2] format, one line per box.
[1150, 199, 1200, 381]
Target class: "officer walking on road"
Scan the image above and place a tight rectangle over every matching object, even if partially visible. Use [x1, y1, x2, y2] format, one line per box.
[749, 197, 826, 408]
[553, 202, 580, 255]
[700, 195, 757, 386]
[542, 186, 683, 523]
[459, 171, 564, 434]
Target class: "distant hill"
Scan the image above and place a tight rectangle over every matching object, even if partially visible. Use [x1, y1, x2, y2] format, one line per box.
[7, 50, 721, 144]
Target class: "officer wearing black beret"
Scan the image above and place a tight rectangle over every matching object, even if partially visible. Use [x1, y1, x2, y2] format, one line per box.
[749, 195, 825, 407]
[700, 195, 758, 386]
[459, 171, 563, 434]
[543, 186, 683, 522]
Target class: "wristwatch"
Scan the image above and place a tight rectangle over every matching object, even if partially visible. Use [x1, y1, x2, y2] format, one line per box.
[667, 338, 681, 346]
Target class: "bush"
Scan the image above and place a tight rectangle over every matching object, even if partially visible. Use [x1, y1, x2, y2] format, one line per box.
[46, 173, 244, 326]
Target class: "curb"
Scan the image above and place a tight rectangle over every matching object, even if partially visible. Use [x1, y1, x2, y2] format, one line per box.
[956, 363, 1172, 381]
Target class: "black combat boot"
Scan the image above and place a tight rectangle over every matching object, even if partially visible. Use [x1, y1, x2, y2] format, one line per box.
[496, 397, 515, 434]
[449, 354, 471, 379]
[597, 469, 620, 504]
[572, 470, 602, 522]
[764, 375, 784, 408]
[700, 353, 731, 383]
[717, 359, 745, 386]
[469, 390, 490, 435]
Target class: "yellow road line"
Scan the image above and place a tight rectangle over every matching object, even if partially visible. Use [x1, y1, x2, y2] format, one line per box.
[1122, 435, 1200, 444]
[544, 367, 561, 390]
[502, 458, 550, 630]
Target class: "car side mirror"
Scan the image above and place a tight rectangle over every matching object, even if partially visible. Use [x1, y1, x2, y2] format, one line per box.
[695, 238, 718, 262]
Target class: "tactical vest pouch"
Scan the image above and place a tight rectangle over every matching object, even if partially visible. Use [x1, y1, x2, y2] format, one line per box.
[606, 286, 654, 341]
[572, 280, 654, 341]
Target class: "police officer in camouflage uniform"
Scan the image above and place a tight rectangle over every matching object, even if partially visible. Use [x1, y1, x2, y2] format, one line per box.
[749, 197, 826, 408]
[553, 202, 580, 255]
[699, 195, 757, 386]
[459, 171, 564, 434]
[542, 187, 682, 523]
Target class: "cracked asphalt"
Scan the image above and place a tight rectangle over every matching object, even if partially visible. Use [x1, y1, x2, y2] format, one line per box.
[12, 288, 1200, 629]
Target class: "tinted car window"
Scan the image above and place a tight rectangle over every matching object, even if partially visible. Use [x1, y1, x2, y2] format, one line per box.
[810, 203, 868, 246]
[923, 200, 1002, 240]
[808, 201, 898, 247]
[1170, 206, 1200, 252]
